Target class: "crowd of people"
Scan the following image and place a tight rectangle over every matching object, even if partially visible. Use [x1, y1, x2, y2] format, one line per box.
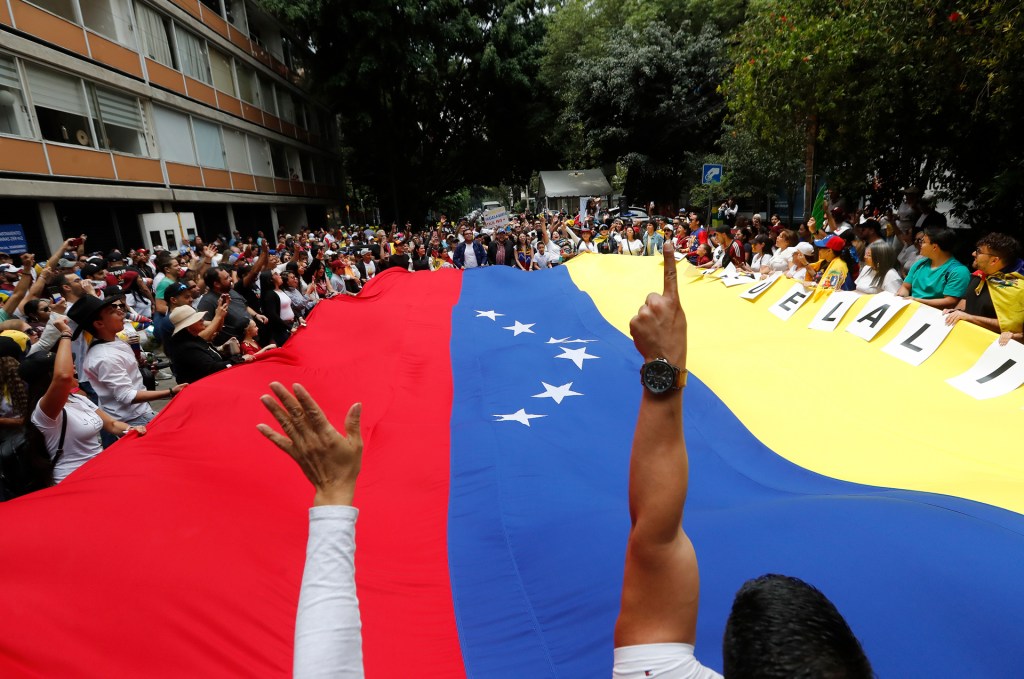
[0, 184, 1021, 497]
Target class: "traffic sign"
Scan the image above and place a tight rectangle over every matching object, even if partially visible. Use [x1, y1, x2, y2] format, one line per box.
[702, 164, 723, 184]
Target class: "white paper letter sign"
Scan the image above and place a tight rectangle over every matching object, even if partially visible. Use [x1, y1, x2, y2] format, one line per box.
[845, 292, 911, 341]
[768, 283, 812, 321]
[740, 272, 782, 300]
[807, 291, 859, 332]
[881, 306, 955, 366]
[947, 339, 1024, 400]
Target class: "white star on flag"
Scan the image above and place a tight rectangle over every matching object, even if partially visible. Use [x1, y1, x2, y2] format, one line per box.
[532, 382, 582, 404]
[493, 409, 546, 427]
[475, 310, 504, 320]
[555, 346, 599, 370]
[546, 337, 597, 344]
[503, 321, 535, 336]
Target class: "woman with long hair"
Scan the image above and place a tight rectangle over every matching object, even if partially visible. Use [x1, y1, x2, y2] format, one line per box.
[748, 235, 774, 273]
[259, 270, 293, 347]
[515, 233, 532, 271]
[854, 241, 903, 294]
[619, 226, 643, 256]
[24, 298, 52, 338]
[21, 318, 147, 485]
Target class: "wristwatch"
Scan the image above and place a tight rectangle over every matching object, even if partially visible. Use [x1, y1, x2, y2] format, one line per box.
[640, 358, 687, 394]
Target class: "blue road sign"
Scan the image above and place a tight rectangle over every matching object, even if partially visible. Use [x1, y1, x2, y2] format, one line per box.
[702, 164, 723, 184]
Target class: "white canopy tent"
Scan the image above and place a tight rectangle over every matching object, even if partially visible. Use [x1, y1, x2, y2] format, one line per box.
[538, 169, 612, 210]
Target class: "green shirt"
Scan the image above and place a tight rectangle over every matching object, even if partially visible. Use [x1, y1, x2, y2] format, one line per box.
[154, 277, 174, 301]
[905, 256, 970, 300]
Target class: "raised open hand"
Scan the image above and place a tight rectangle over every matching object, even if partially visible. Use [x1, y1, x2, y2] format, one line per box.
[257, 382, 363, 506]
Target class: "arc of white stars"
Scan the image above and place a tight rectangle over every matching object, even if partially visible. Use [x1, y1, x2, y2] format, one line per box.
[532, 381, 582, 405]
[555, 346, 599, 370]
[493, 409, 546, 427]
[503, 321, 535, 336]
[475, 310, 504, 320]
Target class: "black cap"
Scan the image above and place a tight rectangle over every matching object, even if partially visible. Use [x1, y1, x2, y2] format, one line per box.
[66, 294, 124, 339]
[163, 282, 190, 303]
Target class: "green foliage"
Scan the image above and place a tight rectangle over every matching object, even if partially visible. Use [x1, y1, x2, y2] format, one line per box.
[723, 0, 1024, 230]
[262, 0, 556, 221]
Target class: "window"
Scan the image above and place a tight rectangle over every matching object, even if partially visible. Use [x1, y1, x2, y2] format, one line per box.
[299, 152, 313, 182]
[192, 118, 225, 169]
[307, 108, 320, 136]
[135, 3, 175, 68]
[245, 135, 272, 176]
[26, 0, 76, 22]
[25, 64, 93, 146]
[223, 128, 249, 173]
[257, 75, 276, 115]
[198, 0, 222, 13]
[92, 86, 147, 155]
[209, 48, 236, 96]
[225, 0, 247, 34]
[0, 56, 32, 138]
[152, 106, 195, 164]
[235, 64, 257, 105]
[269, 141, 287, 178]
[174, 26, 211, 84]
[81, 0, 134, 46]
[276, 90, 295, 124]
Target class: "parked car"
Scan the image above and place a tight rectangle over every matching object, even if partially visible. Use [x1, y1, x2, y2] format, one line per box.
[607, 206, 650, 224]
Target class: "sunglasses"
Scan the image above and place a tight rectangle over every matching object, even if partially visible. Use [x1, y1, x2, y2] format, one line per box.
[108, 302, 127, 311]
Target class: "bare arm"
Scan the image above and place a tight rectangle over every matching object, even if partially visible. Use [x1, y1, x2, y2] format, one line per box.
[615, 241, 698, 648]
[38, 320, 76, 420]
[2, 266, 34, 317]
[45, 239, 73, 271]
[198, 299, 229, 341]
[943, 309, 1001, 332]
[913, 295, 960, 310]
[243, 247, 269, 288]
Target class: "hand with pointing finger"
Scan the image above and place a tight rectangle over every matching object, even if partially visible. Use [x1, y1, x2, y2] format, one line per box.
[629, 240, 687, 369]
[257, 382, 363, 506]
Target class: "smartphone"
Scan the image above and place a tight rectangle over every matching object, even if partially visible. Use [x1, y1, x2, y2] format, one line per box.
[51, 293, 64, 305]
[220, 293, 231, 304]
[68, 237, 83, 247]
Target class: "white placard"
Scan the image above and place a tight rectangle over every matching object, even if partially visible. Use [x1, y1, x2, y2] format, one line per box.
[768, 283, 812, 321]
[701, 267, 718, 277]
[845, 292, 912, 341]
[881, 306, 955, 366]
[947, 339, 1024, 400]
[739, 272, 782, 300]
[718, 262, 738, 278]
[807, 291, 859, 332]
[720, 273, 758, 287]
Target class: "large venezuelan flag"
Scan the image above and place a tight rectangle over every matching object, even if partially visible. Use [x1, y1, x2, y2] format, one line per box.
[0, 255, 1022, 678]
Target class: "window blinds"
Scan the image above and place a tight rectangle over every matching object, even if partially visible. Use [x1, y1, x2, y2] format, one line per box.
[25, 64, 89, 115]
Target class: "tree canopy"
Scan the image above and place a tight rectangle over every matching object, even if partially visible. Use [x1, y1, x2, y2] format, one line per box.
[266, 0, 1024, 232]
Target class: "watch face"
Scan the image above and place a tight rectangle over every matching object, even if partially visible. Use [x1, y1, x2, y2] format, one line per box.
[644, 360, 676, 393]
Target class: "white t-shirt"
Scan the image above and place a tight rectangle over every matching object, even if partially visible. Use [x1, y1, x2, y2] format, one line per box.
[577, 240, 598, 254]
[621, 239, 643, 256]
[750, 253, 772, 271]
[31, 393, 103, 484]
[613, 643, 722, 679]
[463, 243, 480, 269]
[276, 289, 295, 323]
[786, 264, 811, 282]
[766, 247, 793, 272]
[854, 266, 903, 294]
[534, 249, 556, 268]
[897, 244, 922, 275]
[82, 340, 155, 423]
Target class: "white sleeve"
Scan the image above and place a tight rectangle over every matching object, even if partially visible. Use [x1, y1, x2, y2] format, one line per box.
[294, 505, 364, 679]
[613, 643, 723, 679]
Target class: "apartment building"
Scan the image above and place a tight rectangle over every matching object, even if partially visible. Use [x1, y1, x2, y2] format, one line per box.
[0, 0, 341, 256]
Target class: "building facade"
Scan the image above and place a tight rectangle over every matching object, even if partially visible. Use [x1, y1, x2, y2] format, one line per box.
[0, 0, 340, 256]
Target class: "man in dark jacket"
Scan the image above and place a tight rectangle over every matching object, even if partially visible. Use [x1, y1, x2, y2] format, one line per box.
[453, 228, 487, 269]
[166, 306, 249, 384]
[487, 228, 515, 266]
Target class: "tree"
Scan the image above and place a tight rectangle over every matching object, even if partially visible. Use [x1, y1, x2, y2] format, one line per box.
[553, 20, 726, 201]
[263, 0, 557, 222]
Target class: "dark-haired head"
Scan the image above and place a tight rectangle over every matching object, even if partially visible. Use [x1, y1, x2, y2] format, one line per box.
[922, 226, 957, 253]
[723, 574, 873, 678]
